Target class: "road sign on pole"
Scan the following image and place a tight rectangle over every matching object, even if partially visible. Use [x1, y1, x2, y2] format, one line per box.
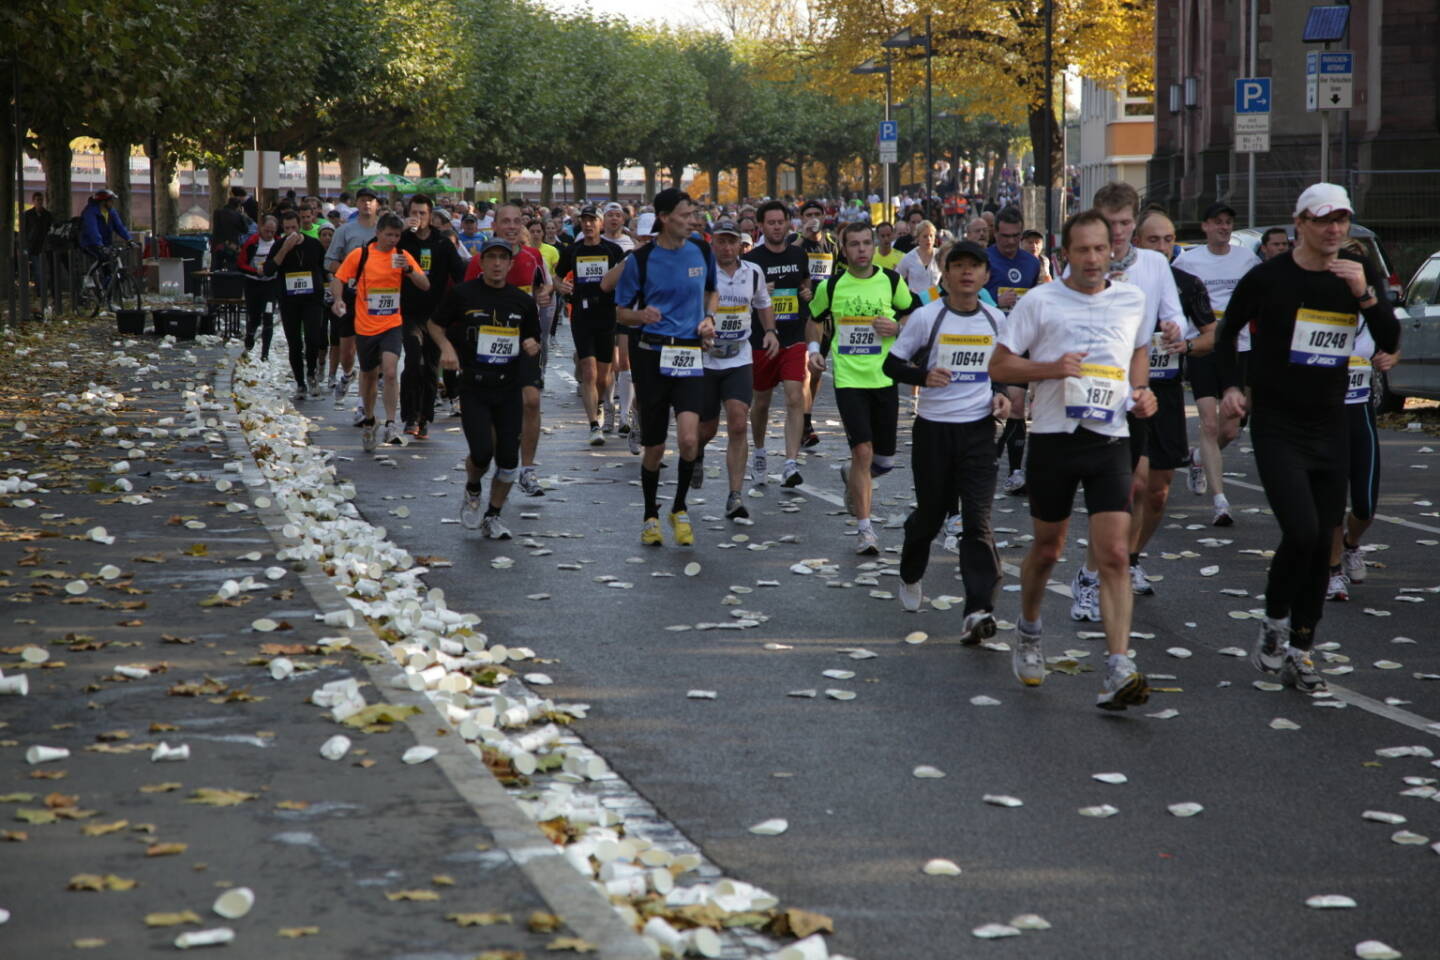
[878, 120, 898, 164]
[1234, 77, 1271, 154]
[1306, 50, 1353, 111]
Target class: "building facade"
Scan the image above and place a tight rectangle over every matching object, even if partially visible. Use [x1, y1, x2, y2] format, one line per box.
[1078, 78, 1156, 208]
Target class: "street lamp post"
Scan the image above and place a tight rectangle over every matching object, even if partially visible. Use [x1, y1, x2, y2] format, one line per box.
[883, 21, 934, 222]
[851, 54, 893, 218]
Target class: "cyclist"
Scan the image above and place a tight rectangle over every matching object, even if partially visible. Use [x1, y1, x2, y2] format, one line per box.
[79, 189, 132, 279]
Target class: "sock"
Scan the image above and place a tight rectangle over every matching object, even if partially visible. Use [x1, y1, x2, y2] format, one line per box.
[484, 503, 501, 518]
[872, 454, 894, 472]
[465, 482, 482, 495]
[857, 517, 872, 533]
[1018, 615, 1042, 636]
[1343, 538, 1359, 551]
[785, 458, 797, 470]
[1129, 552, 1140, 567]
[803, 412, 813, 433]
[1214, 493, 1229, 508]
[673, 458, 696, 512]
[590, 420, 599, 430]
[1006, 418, 1027, 472]
[1081, 566, 1098, 582]
[641, 467, 660, 519]
[1107, 652, 1129, 668]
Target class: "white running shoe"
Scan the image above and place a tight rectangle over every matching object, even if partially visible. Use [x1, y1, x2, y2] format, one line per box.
[383, 421, 402, 445]
[1186, 446, 1208, 495]
[627, 412, 642, 455]
[448, 397, 461, 417]
[1212, 494, 1234, 527]
[1001, 469, 1027, 495]
[1326, 573, 1349, 602]
[1279, 649, 1327, 693]
[1069, 570, 1101, 622]
[460, 488, 482, 529]
[960, 611, 997, 646]
[1250, 616, 1290, 674]
[855, 527, 879, 556]
[1341, 545, 1365, 583]
[898, 580, 922, 612]
[602, 402, 616, 434]
[781, 461, 803, 488]
[352, 403, 367, 428]
[942, 514, 962, 553]
[1096, 655, 1149, 711]
[361, 419, 378, 453]
[480, 514, 512, 540]
[588, 426, 605, 447]
[517, 469, 545, 497]
[1012, 631, 1045, 687]
[1130, 564, 1154, 596]
[752, 449, 768, 483]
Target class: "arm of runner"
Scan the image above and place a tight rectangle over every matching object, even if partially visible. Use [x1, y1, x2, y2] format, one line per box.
[520, 297, 542, 356]
[698, 289, 718, 341]
[989, 343, 1084, 383]
[403, 252, 431, 292]
[1128, 345, 1156, 417]
[1214, 269, 1258, 401]
[329, 277, 347, 317]
[599, 260, 625, 294]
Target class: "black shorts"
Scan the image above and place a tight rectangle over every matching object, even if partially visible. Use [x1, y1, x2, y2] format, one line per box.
[1026, 429, 1134, 523]
[1186, 353, 1220, 400]
[629, 339, 706, 448]
[834, 385, 899, 456]
[1144, 379, 1189, 471]
[1127, 412, 1148, 471]
[571, 317, 615, 362]
[701, 364, 754, 422]
[333, 290, 357, 340]
[356, 326, 403, 372]
[459, 380, 523, 473]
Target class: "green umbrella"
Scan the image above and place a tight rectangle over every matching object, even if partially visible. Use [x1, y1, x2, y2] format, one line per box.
[412, 176, 461, 194]
[347, 172, 416, 192]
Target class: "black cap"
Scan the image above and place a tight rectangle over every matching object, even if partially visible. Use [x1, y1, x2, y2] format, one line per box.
[944, 239, 990, 267]
[712, 218, 742, 237]
[800, 200, 823, 215]
[355, 187, 379, 200]
[479, 238, 513, 256]
[1201, 201, 1236, 221]
[461, 213, 477, 223]
[579, 204, 601, 219]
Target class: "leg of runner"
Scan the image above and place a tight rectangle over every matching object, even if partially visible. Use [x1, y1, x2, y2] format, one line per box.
[482, 386, 524, 540]
[458, 390, 497, 531]
[722, 396, 748, 503]
[417, 335, 440, 437]
[899, 417, 958, 611]
[1328, 400, 1381, 599]
[1195, 394, 1239, 524]
[749, 386, 773, 481]
[277, 299, 308, 399]
[303, 301, 326, 397]
[400, 326, 425, 432]
[379, 345, 402, 445]
[803, 366, 821, 446]
[779, 369, 808, 486]
[579, 356, 601, 437]
[668, 410, 701, 545]
[518, 385, 543, 495]
[999, 386, 1027, 494]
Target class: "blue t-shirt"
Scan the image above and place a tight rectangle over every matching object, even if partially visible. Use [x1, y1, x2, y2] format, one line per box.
[614, 239, 716, 339]
[458, 231, 486, 255]
[985, 247, 1042, 301]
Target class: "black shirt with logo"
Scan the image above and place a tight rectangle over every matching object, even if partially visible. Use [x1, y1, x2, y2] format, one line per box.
[431, 280, 541, 383]
[557, 237, 626, 328]
[743, 244, 812, 349]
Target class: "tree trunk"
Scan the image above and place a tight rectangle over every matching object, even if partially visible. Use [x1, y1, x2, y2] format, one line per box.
[1025, 102, 1062, 198]
[568, 163, 588, 201]
[208, 168, 230, 212]
[608, 165, 620, 201]
[764, 159, 779, 199]
[150, 140, 180, 235]
[418, 158, 438, 178]
[103, 142, 132, 229]
[862, 160, 871, 202]
[0, 110, 14, 315]
[498, 171, 508, 203]
[669, 164, 685, 189]
[642, 164, 657, 200]
[35, 128, 74, 218]
[825, 161, 840, 201]
[539, 167, 554, 205]
[338, 147, 363, 197]
[706, 163, 722, 203]
[736, 163, 750, 203]
[305, 148, 321, 197]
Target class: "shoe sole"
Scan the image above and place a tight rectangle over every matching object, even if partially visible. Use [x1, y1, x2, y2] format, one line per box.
[1213, 514, 1234, 527]
[1016, 670, 1045, 688]
[961, 617, 997, 646]
[1069, 606, 1101, 623]
[726, 506, 750, 520]
[1096, 673, 1149, 710]
[856, 543, 879, 556]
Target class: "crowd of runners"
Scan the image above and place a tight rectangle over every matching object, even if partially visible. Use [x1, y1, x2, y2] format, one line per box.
[228, 177, 1399, 713]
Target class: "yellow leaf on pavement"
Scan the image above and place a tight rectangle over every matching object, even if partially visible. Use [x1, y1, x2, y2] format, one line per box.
[385, 889, 441, 902]
[528, 912, 563, 934]
[446, 912, 512, 927]
[546, 937, 597, 953]
[68, 873, 138, 892]
[139, 782, 183, 793]
[186, 788, 257, 807]
[82, 820, 130, 837]
[431, 874, 455, 886]
[146, 842, 188, 857]
[144, 910, 202, 927]
[278, 927, 320, 938]
[73, 938, 107, 948]
[15, 808, 57, 825]
[341, 703, 421, 730]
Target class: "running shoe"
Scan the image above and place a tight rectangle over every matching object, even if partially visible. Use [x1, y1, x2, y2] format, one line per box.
[1250, 616, 1289, 674]
[602, 402, 616, 434]
[1280, 650, 1327, 693]
[588, 425, 605, 447]
[690, 456, 704, 490]
[333, 373, 349, 401]
[961, 611, 997, 646]
[480, 514, 512, 541]
[293, 389, 307, 404]
[725, 490, 749, 521]
[802, 430, 820, 448]
[448, 397, 461, 417]
[898, 580, 922, 612]
[942, 514, 962, 554]
[1002, 469, 1027, 496]
[840, 463, 855, 516]
[460, 488, 482, 529]
[855, 527, 879, 556]
[668, 511, 694, 546]
[752, 449, 768, 484]
[1186, 446, 1207, 495]
[308, 379, 322, 399]
[383, 421, 402, 445]
[617, 417, 630, 437]
[1012, 631, 1046, 687]
[781, 461, 803, 488]
[1069, 569, 1101, 622]
[1326, 573, 1349, 602]
[415, 422, 429, 440]
[352, 403, 367, 427]
[360, 418, 378, 453]
[1130, 564, 1155, 596]
[627, 413, 642, 455]
[1212, 495, 1234, 527]
[1341, 545, 1365, 583]
[404, 422, 419, 437]
[1096, 655, 1149, 710]
[640, 517, 663, 546]
[518, 469, 545, 497]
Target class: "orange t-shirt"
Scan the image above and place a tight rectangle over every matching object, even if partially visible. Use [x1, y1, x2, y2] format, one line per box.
[335, 244, 422, 335]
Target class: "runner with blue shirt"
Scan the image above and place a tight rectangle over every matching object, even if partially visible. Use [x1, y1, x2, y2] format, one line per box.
[985, 207, 1043, 498]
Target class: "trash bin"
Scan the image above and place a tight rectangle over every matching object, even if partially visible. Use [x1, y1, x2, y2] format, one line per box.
[116, 309, 147, 335]
[165, 234, 210, 295]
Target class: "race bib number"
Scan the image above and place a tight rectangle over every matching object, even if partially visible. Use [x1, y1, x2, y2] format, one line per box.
[1149, 335, 1180, 380]
[938, 334, 993, 383]
[772, 288, 800, 322]
[807, 252, 834, 281]
[1289, 308, 1356, 367]
[836, 316, 880, 356]
[1345, 355, 1372, 404]
[1064, 363, 1126, 424]
[660, 344, 702, 377]
[714, 304, 749, 341]
[284, 272, 315, 295]
[252, 255, 266, 273]
[476, 325, 519, 364]
[419, 249, 432, 273]
[998, 286, 1028, 302]
[366, 286, 400, 316]
[576, 255, 607, 283]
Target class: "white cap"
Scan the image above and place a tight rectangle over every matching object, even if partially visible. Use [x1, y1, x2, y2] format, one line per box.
[1294, 182, 1354, 218]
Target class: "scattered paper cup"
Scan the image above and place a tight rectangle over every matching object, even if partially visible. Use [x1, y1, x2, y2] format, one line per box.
[25, 745, 69, 765]
[268, 657, 294, 680]
[402, 745, 438, 765]
[151, 742, 190, 762]
[319, 735, 352, 761]
[774, 933, 829, 960]
[212, 887, 254, 920]
[176, 927, 236, 948]
[0, 675, 29, 696]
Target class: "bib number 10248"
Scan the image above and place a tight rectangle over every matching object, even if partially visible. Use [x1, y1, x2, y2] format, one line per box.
[1289, 308, 1356, 367]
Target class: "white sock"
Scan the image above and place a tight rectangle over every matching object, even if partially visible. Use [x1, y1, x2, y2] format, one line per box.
[1107, 652, 1129, 668]
[1081, 566, 1098, 582]
[616, 370, 631, 412]
[785, 458, 796, 469]
[1214, 492, 1230, 508]
[857, 517, 872, 533]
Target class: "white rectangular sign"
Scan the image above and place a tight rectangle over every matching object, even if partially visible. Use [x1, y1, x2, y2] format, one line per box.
[242, 150, 281, 191]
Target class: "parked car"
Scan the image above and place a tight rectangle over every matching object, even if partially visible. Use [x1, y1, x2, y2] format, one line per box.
[1230, 223, 1405, 304]
[1375, 249, 1440, 411]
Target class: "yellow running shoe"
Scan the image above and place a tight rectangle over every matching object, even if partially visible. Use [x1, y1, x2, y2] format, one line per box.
[668, 510, 694, 546]
[641, 517, 663, 546]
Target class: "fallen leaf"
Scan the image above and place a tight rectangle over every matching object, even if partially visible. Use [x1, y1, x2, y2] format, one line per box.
[546, 937, 596, 953]
[67, 873, 137, 892]
[528, 911, 564, 933]
[81, 820, 129, 837]
[146, 842, 188, 857]
[139, 782, 182, 794]
[145, 910, 202, 927]
[3, 831, 28, 842]
[340, 704, 420, 730]
[186, 788, 258, 807]
[72, 938, 107, 948]
[384, 889, 441, 902]
[277, 927, 320, 938]
[275, 800, 309, 811]
[431, 874, 455, 886]
[446, 912, 512, 927]
[766, 908, 834, 939]
[43, 792, 79, 809]
[15, 809, 57, 825]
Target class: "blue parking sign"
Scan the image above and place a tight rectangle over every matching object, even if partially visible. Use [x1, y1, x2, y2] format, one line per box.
[1235, 77, 1270, 114]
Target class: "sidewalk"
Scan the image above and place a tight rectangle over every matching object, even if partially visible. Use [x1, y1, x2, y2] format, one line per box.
[0, 320, 664, 958]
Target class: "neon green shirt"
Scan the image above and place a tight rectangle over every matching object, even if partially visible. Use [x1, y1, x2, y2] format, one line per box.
[811, 267, 914, 389]
[873, 248, 904, 271]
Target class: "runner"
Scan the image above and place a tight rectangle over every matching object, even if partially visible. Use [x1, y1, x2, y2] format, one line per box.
[428, 238, 541, 540]
[1174, 202, 1262, 526]
[985, 207, 1044, 496]
[329, 212, 431, 451]
[896, 221, 941, 303]
[884, 239, 1008, 643]
[614, 188, 717, 546]
[798, 201, 841, 448]
[237, 215, 281, 361]
[743, 200, 814, 488]
[528, 218, 562, 348]
[463, 202, 552, 496]
[1220, 184, 1399, 691]
[988, 208, 1156, 707]
[1258, 226, 1291, 260]
[556, 205, 626, 445]
[397, 194, 466, 440]
[263, 210, 328, 400]
[872, 222, 904, 270]
[807, 222, 916, 555]
[699, 219, 775, 520]
[324, 187, 380, 406]
[604, 202, 640, 446]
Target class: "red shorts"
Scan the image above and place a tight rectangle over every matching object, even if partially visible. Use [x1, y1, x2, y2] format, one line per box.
[752, 341, 807, 392]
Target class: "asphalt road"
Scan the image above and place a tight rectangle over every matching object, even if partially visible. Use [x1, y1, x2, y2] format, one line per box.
[306, 334, 1440, 960]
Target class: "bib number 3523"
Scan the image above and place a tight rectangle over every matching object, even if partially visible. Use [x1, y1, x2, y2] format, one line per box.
[1289, 308, 1356, 367]
[660, 344, 702, 377]
[1064, 363, 1126, 424]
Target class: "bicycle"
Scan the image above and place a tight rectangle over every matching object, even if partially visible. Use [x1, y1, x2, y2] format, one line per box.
[77, 241, 141, 316]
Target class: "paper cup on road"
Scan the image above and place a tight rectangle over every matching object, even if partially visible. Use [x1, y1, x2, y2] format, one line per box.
[151, 742, 190, 762]
[323, 609, 355, 628]
[687, 927, 722, 957]
[644, 917, 687, 955]
[268, 657, 294, 680]
[319, 735, 352, 761]
[774, 934, 829, 960]
[563, 844, 595, 877]
[0, 675, 29, 696]
[212, 887, 254, 919]
[176, 927, 236, 949]
[25, 745, 69, 765]
[600, 861, 643, 881]
[605, 875, 647, 898]
[648, 867, 675, 896]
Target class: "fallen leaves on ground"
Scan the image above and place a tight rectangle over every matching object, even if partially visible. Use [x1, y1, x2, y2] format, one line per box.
[68, 873, 138, 891]
[341, 703, 421, 730]
[766, 908, 834, 939]
[146, 842, 188, 857]
[385, 889, 441, 902]
[186, 788, 257, 807]
[145, 910, 202, 927]
[81, 820, 129, 837]
[527, 912, 564, 934]
[168, 677, 227, 697]
[277, 927, 320, 938]
[446, 912, 512, 927]
[138, 782, 182, 793]
[546, 938, 596, 953]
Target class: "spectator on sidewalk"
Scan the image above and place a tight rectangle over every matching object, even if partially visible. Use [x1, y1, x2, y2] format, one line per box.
[212, 194, 250, 271]
[22, 192, 53, 295]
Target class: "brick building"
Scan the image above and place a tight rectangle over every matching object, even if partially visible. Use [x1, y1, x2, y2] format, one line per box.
[1147, 0, 1439, 263]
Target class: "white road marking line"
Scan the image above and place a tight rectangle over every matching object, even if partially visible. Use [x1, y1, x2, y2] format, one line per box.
[1223, 477, 1440, 536]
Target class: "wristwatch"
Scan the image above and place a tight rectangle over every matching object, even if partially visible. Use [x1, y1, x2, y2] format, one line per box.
[703, 314, 715, 323]
[1359, 285, 1378, 306]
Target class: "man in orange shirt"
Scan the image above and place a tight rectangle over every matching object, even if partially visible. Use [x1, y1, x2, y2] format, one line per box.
[330, 212, 431, 451]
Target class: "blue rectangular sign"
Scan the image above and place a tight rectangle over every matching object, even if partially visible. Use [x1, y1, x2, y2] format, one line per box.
[879, 121, 898, 142]
[1235, 77, 1271, 114]
[1319, 51, 1353, 74]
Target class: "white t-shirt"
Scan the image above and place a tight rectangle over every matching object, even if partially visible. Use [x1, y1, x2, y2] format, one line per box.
[896, 247, 941, 298]
[999, 279, 1150, 437]
[889, 298, 1006, 424]
[1068, 247, 1187, 339]
[605, 230, 636, 253]
[705, 260, 770, 371]
[1172, 243, 1261, 349]
[1345, 322, 1377, 405]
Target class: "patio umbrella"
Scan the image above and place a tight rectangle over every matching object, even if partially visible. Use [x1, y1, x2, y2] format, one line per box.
[412, 176, 461, 194]
[347, 172, 416, 192]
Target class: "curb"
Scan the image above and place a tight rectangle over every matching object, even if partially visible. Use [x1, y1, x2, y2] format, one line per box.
[212, 352, 656, 960]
